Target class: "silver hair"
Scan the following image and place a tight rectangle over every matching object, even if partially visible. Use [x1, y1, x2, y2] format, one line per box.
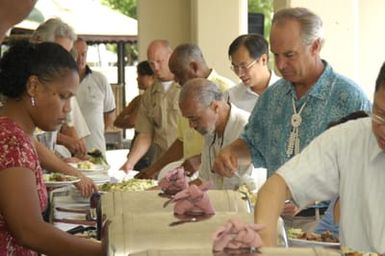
[272, 7, 324, 47]
[31, 18, 77, 43]
[180, 78, 223, 108]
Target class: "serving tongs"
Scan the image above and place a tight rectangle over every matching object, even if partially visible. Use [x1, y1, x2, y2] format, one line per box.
[56, 206, 89, 214]
[169, 213, 214, 226]
[213, 247, 261, 255]
[67, 225, 96, 234]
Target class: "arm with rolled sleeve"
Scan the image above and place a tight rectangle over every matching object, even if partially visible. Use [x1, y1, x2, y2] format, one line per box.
[277, 126, 341, 208]
[120, 91, 153, 171]
[101, 75, 116, 130]
[254, 125, 342, 246]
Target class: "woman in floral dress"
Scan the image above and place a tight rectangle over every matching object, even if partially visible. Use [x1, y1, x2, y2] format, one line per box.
[0, 41, 103, 255]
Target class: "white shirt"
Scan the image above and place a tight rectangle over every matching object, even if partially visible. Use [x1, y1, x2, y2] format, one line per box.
[199, 104, 256, 190]
[76, 69, 116, 155]
[68, 98, 90, 138]
[161, 80, 174, 91]
[278, 118, 385, 253]
[225, 72, 280, 112]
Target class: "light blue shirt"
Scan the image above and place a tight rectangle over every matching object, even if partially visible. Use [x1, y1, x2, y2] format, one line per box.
[241, 62, 371, 177]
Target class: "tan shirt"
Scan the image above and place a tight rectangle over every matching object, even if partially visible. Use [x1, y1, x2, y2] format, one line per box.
[136, 80, 181, 161]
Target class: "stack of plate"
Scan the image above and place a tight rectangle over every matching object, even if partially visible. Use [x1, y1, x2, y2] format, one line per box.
[68, 161, 110, 184]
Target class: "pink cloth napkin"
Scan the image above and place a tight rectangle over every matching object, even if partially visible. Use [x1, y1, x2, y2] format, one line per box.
[212, 218, 265, 252]
[173, 183, 215, 215]
[158, 166, 188, 195]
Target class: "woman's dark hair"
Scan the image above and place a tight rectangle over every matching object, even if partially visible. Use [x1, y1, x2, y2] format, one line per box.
[137, 60, 153, 76]
[0, 40, 78, 98]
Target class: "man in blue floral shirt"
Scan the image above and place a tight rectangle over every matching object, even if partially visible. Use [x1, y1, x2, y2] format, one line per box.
[213, 7, 371, 230]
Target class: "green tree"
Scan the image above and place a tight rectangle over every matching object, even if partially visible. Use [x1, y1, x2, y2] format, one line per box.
[100, 0, 138, 65]
[101, 0, 137, 19]
[248, 0, 273, 41]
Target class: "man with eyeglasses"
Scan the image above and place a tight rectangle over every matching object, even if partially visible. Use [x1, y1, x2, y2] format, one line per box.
[225, 34, 279, 112]
[253, 62, 385, 253]
[213, 7, 371, 231]
[179, 78, 255, 190]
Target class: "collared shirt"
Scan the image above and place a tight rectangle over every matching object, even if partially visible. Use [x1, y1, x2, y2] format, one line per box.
[76, 67, 116, 154]
[177, 70, 235, 159]
[199, 104, 255, 190]
[241, 61, 371, 177]
[278, 118, 385, 253]
[136, 79, 181, 161]
[225, 71, 280, 113]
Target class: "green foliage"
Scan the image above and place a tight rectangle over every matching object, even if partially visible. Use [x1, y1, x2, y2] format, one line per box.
[248, 0, 273, 41]
[101, 0, 137, 19]
[100, 0, 138, 64]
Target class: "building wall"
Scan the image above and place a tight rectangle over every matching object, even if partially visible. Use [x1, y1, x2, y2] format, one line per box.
[280, 0, 385, 99]
[190, 0, 248, 82]
[137, 0, 247, 82]
[137, 0, 191, 58]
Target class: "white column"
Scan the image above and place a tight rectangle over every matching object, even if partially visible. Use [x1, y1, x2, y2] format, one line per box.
[137, 0, 248, 82]
[190, 0, 248, 81]
[276, 0, 385, 99]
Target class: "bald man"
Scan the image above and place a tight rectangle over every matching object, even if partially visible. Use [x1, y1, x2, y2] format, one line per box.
[120, 40, 181, 172]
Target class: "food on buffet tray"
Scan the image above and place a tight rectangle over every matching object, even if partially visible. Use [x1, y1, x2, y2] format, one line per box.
[43, 173, 79, 182]
[77, 160, 96, 170]
[237, 184, 257, 205]
[87, 148, 108, 165]
[99, 179, 158, 192]
[69, 160, 106, 172]
[43, 173, 80, 188]
[287, 228, 339, 243]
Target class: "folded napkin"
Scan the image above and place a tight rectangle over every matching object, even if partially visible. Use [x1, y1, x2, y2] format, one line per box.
[173, 182, 215, 215]
[158, 166, 189, 195]
[212, 218, 264, 252]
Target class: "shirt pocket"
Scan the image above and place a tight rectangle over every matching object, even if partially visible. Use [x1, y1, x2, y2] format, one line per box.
[148, 99, 162, 128]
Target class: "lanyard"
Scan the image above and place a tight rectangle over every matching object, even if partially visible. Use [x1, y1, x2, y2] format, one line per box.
[286, 97, 307, 157]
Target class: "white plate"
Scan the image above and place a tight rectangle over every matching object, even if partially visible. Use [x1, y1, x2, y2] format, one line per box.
[108, 169, 139, 183]
[288, 238, 340, 248]
[68, 162, 107, 172]
[43, 174, 80, 188]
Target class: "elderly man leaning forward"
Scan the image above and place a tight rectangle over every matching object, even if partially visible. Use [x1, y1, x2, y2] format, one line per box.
[120, 40, 180, 171]
[213, 7, 371, 231]
[135, 43, 234, 179]
[179, 78, 255, 190]
[254, 62, 385, 254]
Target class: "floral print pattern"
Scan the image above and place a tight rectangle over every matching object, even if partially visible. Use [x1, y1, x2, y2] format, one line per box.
[241, 62, 372, 177]
[0, 117, 48, 256]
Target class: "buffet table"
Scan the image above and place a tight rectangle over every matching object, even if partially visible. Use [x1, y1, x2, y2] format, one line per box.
[50, 187, 341, 256]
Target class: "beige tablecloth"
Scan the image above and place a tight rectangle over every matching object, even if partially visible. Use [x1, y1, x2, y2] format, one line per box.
[101, 190, 250, 216]
[107, 212, 254, 255]
[129, 247, 340, 256]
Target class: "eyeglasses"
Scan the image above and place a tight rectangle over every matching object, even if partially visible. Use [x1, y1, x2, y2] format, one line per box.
[371, 112, 385, 125]
[230, 59, 257, 74]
